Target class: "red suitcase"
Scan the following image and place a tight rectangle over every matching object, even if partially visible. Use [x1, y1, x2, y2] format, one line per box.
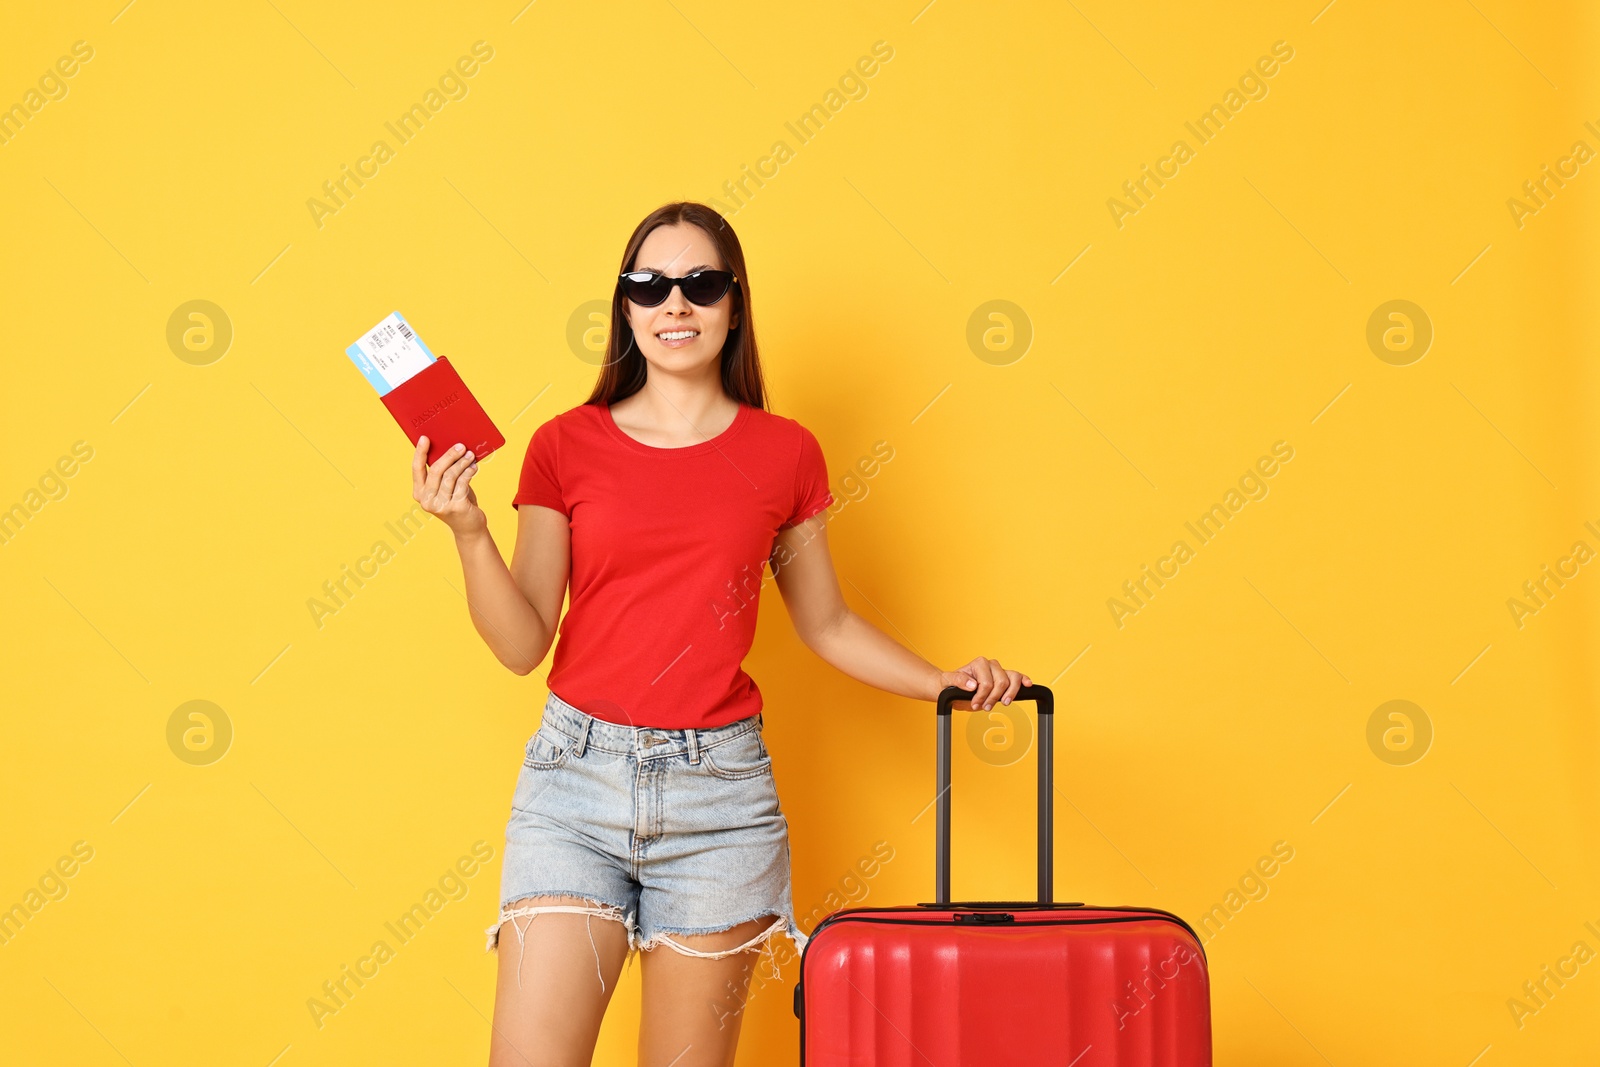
[796, 684, 1212, 1065]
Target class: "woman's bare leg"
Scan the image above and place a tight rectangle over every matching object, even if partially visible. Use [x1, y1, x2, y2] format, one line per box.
[637, 915, 782, 1067]
[488, 895, 633, 1067]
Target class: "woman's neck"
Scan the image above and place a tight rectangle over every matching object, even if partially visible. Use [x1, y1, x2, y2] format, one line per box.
[610, 383, 740, 448]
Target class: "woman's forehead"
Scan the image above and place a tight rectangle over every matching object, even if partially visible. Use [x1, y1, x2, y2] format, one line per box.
[636, 223, 723, 272]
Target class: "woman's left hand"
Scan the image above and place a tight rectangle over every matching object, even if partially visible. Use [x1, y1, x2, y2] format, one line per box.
[938, 657, 1033, 711]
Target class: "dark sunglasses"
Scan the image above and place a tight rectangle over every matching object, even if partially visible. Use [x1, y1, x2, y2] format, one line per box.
[617, 268, 738, 307]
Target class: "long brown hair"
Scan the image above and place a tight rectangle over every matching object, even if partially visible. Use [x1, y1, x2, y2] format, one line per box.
[583, 202, 768, 411]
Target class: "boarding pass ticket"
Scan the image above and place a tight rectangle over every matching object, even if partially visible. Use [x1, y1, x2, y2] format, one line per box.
[346, 312, 437, 395]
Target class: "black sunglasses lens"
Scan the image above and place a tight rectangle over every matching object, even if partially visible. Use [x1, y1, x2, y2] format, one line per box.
[680, 271, 733, 304]
[621, 273, 669, 306]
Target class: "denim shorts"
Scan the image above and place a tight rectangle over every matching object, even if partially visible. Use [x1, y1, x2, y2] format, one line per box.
[486, 690, 805, 984]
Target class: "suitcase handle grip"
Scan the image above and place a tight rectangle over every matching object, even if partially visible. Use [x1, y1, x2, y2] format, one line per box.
[935, 684, 1054, 905]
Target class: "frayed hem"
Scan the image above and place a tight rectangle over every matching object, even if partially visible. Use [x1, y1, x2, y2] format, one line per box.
[485, 896, 635, 996]
[636, 913, 805, 985]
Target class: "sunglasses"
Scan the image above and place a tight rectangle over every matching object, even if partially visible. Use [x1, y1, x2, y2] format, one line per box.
[617, 268, 738, 307]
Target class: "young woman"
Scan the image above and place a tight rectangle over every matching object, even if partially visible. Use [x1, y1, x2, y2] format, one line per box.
[412, 201, 1032, 1067]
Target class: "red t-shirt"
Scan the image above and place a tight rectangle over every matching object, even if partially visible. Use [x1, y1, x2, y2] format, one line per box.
[511, 400, 834, 729]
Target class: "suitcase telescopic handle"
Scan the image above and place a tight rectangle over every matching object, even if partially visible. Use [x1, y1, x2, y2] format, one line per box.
[935, 684, 1054, 906]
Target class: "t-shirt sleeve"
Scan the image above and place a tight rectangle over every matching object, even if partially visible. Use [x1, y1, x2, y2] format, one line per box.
[511, 418, 567, 515]
[781, 424, 834, 529]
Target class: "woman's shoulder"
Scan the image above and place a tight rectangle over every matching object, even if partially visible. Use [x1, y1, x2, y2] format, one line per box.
[534, 402, 604, 437]
[742, 403, 820, 444]
[520, 403, 603, 465]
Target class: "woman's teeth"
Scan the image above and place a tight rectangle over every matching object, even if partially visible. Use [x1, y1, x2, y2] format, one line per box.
[658, 330, 698, 341]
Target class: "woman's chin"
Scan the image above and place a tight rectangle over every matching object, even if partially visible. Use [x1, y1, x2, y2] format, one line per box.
[646, 345, 718, 371]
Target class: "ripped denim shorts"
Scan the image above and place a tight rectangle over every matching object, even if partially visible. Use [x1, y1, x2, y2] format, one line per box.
[486, 690, 806, 987]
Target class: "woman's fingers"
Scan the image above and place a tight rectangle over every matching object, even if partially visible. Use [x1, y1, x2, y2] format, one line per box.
[983, 659, 1009, 709]
[411, 436, 430, 499]
[968, 658, 1031, 709]
[943, 661, 1036, 710]
[999, 667, 1024, 705]
[966, 657, 998, 710]
[953, 661, 985, 710]
[453, 462, 479, 503]
[437, 449, 474, 502]
[424, 442, 468, 498]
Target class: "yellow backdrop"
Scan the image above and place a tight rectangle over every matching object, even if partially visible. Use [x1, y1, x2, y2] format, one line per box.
[2, 1, 1596, 1063]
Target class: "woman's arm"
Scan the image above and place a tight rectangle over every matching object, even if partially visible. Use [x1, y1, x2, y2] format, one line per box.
[412, 436, 569, 675]
[770, 513, 1032, 710]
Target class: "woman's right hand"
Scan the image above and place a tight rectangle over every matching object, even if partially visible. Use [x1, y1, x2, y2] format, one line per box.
[413, 435, 486, 537]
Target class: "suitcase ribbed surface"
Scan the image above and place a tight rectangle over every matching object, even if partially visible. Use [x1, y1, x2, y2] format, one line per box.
[800, 907, 1211, 1066]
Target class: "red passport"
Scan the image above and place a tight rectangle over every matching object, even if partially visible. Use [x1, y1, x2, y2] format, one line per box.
[379, 356, 504, 466]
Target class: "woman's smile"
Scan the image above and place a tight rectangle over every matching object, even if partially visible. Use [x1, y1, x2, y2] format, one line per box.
[655, 327, 700, 347]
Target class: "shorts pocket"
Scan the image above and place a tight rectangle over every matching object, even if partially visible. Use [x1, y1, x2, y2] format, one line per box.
[524, 724, 571, 770]
[700, 730, 772, 781]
